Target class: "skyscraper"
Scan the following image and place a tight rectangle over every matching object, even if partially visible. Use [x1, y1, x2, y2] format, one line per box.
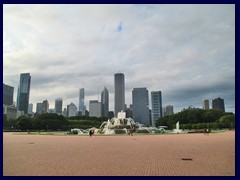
[114, 73, 125, 116]
[151, 91, 163, 126]
[55, 98, 63, 115]
[17, 73, 31, 114]
[3, 83, 14, 105]
[132, 88, 150, 126]
[28, 103, 33, 114]
[165, 105, 174, 116]
[212, 97, 225, 112]
[67, 102, 77, 117]
[42, 99, 49, 113]
[79, 88, 85, 114]
[36, 103, 43, 114]
[89, 100, 102, 118]
[101, 86, 109, 117]
[202, 99, 209, 110]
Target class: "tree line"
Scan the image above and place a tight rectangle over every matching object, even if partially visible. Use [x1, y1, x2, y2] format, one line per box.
[3, 113, 108, 131]
[155, 108, 235, 130]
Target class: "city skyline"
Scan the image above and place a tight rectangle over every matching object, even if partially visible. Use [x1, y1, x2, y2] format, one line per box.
[3, 4, 235, 113]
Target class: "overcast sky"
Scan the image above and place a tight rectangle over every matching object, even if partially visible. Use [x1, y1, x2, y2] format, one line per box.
[3, 4, 235, 113]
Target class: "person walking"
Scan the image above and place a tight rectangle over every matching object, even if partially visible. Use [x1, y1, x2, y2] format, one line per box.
[89, 129, 94, 137]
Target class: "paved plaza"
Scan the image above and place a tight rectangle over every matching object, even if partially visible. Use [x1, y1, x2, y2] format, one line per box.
[3, 131, 235, 176]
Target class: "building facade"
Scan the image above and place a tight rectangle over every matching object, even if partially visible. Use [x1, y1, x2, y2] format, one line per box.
[55, 98, 63, 115]
[151, 91, 163, 126]
[67, 103, 77, 117]
[114, 73, 125, 116]
[89, 100, 102, 118]
[212, 97, 225, 112]
[3, 83, 14, 105]
[42, 100, 49, 113]
[132, 88, 150, 126]
[202, 99, 209, 110]
[28, 103, 33, 114]
[36, 103, 43, 114]
[165, 105, 174, 116]
[101, 86, 109, 117]
[3, 104, 17, 120]
[79, 88, 86, 115]
[17, 73, 31, 114]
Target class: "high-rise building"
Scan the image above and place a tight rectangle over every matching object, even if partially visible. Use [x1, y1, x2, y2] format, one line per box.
[16, 73, 31, 114]
[3, 104, 17, 120]
[101, 86, 109, 117]
[67, 102, 77, 117]
[165, 105, 174, 116]
[89, 100, 102, 118]
[202, 99, 209, 110]
[132, 88, 150, 126]
[79, 88, 85, 114]
[42, 100, 49, 113]
[62, 108, 67, 117]
[3, 83, 14, 105]
[55, 98, 63, 115]
[114, 73, 125, 116]
[28, 103, 33, 114]
[36, 103, 43, 114]
[212, 97, 225, 112]
[151, 91, 163, 126]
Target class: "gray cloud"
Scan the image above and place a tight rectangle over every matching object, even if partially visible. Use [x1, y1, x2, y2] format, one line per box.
[3, 4, 235, 113]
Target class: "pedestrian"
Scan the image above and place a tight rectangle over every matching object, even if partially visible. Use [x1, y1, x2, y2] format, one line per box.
[206, 128, 209, 135]
[130, 129, 133, 136]
[89, 129, 94, 137]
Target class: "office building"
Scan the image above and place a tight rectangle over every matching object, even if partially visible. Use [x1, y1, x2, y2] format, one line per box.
[3, 83, 14, 105]
[28, 103, 33, 114]
[3, 104, 17, 120]
[36, 103, 43, 114]
[55, 98, 63, 115]
[79, 88, 86, 115]
[101, 86, 109, 117]
[132, 88, 150, 126]
[212, 97, 225, 112]
[165, 105, 174, 116]
[151, 91, 163, 126]
[42, 100, 49, 113]
[89, 100, 102, 118]
[16, 73, 31, 114]
[67, 103, 77, 117]
[202, 99, 209, 110]
[62, 108, 67, 117]
[114, 73, 125, 116]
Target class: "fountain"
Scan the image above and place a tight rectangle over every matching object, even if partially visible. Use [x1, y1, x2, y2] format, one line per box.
[99, 111, 136, 134]
[172, 121, 182, 134]
[98, 111, 165, 135]
[67, 111, 167, 135]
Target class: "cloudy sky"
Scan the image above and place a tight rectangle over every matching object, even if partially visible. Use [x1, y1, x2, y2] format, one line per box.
[3, 4, 235, 113]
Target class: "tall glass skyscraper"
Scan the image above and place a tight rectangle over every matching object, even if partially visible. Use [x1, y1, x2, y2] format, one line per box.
[3, 83, 14, 105]
[151, 91, 163, 126]
[17, 73, 31, 114]
[101, 86, 109, 117]
[79, 88, 85, 113]
[132, 88, 150, 125]
[55, 98, 63, 115]
[114, 73, 125, 116]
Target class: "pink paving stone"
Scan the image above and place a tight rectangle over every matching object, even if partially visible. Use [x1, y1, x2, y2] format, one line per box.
[3, 131, 235, 176]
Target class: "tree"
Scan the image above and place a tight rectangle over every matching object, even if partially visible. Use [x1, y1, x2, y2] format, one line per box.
[218, 114, 235, 129]
[16, 116, 32, 130]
